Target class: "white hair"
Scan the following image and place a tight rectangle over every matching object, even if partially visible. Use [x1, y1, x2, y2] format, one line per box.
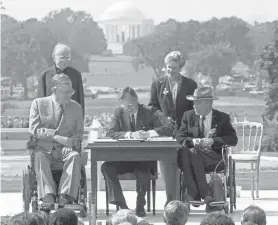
[52, 43, 71, 56]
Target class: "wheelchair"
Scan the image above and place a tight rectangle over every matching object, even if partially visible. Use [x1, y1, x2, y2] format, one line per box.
[22, 140, 88, 217]
[179, 145, 236, 214]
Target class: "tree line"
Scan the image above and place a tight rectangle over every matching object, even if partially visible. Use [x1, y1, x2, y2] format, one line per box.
[1, 9, 278, 99]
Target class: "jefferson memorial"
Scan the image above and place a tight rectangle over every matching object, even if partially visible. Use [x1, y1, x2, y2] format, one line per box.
[97, 2, 154, 54]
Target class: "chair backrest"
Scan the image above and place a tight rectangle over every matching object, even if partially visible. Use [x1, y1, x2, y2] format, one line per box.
[232, 121, 263, 156]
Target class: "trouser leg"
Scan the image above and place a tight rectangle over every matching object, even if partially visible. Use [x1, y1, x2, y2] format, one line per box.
[58, 150, 81, 199]
[34, 151, 55, 200]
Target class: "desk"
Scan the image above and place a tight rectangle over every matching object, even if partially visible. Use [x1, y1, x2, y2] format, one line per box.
[85, 140, 181, 225]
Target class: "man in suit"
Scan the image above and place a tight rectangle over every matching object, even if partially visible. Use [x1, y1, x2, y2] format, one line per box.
[29, 74, 84, 206]
[102, 87, 173, 217]
[37, 43, 85, 117]
[176, 86, 238, 212]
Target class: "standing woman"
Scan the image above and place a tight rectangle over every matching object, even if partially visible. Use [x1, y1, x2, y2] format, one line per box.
[148, 51, 197, 206]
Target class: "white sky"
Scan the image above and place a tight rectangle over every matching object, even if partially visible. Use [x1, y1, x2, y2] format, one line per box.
[2, 0, 278, 24]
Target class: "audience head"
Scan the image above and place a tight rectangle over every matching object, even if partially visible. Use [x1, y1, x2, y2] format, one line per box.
[118, 87, 139, 115]
[111, 209, 138, 225]
[242, 222, 258, 225]
[78, 218, 85, 225]
[241, 205, 266, 225]
[164, 51, 186, 77]
[52, 43, 71, 70]
[200, 212, 235, 225]
[51, 74, 74, 105]
[9, 212, 45, 225]
[50, 208, 78, 225]
[163, 200, 189, 225]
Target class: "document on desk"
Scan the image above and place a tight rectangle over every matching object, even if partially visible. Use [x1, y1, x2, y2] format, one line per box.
[93, 139, 117, 143]
[147, 137, 177, 141]
[117, 138, 145, 142]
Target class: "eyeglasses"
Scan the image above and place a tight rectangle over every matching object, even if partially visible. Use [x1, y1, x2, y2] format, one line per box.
[56, 55, 71, 61]
[59, 90, 75, 96]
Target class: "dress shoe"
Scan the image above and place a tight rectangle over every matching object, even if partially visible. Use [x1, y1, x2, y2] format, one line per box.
[42, 193, 55, 204]
[183, 193, 200, 208]
[58, 194, 75, 207]
[136, 206, 146, 218]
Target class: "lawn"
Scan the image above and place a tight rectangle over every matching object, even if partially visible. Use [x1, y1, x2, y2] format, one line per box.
[2, 94, 265, 122]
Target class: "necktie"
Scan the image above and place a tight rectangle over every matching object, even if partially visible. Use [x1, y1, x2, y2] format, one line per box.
[56, 67, 64, 74]
[200, 116, 206, 138]
[56, 104, 64, 128]
[130, 114, 136, 132]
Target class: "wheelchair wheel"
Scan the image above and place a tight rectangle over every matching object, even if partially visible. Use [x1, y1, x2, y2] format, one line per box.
[22, 165, 31, 212]
[228, 156, 233, 213]
[233, 159, 236, 209]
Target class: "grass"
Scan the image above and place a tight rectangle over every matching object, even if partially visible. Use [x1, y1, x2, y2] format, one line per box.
[2, 95, 265, 122]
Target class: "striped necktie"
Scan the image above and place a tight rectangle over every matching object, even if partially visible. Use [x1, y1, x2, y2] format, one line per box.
[200, 116, 206, 138]
[130, 114, 136, 132]
[56, 104, 64, 128]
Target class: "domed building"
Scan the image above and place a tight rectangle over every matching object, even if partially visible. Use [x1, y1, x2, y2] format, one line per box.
[97, 2, 154, 54]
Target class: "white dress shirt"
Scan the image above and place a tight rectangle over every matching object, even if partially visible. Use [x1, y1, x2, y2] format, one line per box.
[200, 110, 212, 138]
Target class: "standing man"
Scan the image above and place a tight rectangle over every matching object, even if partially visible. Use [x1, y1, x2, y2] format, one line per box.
[37, 43, 85, 117]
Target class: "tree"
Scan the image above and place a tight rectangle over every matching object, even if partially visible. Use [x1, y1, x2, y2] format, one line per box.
[123, 19, 202, 78]
[43, 8, 107, 72]
[1, 18, 48, 98]
[261, 26, 278, 121]
[189, 42, 237, 93]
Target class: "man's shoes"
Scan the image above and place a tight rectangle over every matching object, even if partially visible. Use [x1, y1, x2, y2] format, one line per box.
[203, 196, 222, 213]
[136, 206, 146, 218]
[58, 194, 75, 207]
[183, 192, 200, 208]
[42, 193, 55, 204]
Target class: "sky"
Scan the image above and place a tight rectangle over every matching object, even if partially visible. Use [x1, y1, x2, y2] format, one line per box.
[2, 0, 278, 24]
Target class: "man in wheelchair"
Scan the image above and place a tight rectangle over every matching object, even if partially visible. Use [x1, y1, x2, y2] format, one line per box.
[29, 74, 84, 208]
[175, 86, 238, 212]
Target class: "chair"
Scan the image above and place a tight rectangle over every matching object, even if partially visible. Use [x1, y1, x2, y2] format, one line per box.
[179, 146, 236, 214]
[104, 163, 158, 216]
[230, 120, 263, 199]
[22, 144, 88, 217]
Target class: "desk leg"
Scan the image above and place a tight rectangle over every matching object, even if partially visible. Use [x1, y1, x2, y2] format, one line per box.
[90, 151, 97, 225]
[171, 160, 179, 201]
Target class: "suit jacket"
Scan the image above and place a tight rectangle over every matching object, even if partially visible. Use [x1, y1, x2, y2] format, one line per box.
[37, 65, 85, 118]
[29, 96, 84, 153]
[175, 109, 238, 154]
[106, 104, 173, 139]
[148, 75, 197, 130]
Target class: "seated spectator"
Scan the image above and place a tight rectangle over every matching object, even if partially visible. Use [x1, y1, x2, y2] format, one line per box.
[241, 205, 266, 225]
[111, 209, 138, 225]
[200, 212, 235, 225]
[9, 212, 46, 225]
[163, 201, 189, 225]
[78, 218, 85, 225]
[242, 222, 258, 225]
[50, 208, 78, 225]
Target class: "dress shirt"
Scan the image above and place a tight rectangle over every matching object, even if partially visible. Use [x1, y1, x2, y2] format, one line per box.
[200, 110, 212, 138]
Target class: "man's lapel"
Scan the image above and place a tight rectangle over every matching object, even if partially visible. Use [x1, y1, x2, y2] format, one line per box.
[211, 109, 218, 129]
[192, 111, 200, 137]
[45, 96, 56, 128]
[135, 104, 144, 131]
[122, 110, 131, 131]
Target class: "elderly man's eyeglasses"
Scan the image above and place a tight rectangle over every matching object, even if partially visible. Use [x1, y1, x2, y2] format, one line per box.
[59, 90, 75, 96]
[56, 55, 71, 61]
